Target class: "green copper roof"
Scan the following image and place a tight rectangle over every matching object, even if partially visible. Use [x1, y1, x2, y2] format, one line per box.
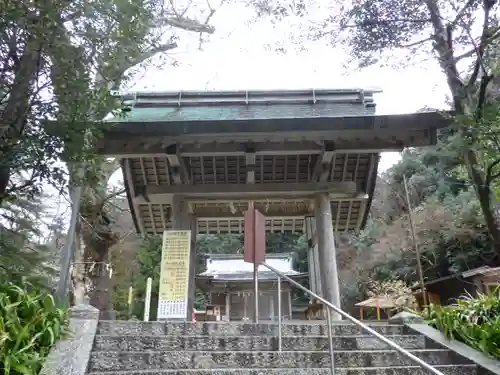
[106, 103, 375, 123]
[106, 89, 378, 123]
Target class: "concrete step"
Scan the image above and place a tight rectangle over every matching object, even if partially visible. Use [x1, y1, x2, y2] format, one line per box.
[93, 335, 433, 352]
[86, 365, 477, 375]
[87, 349, 472, 372]
[96, 321, 412, 337]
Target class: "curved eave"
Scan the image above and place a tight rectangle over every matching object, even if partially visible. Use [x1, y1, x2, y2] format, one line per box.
[120, 159, 142, 236]
[102, 111, 452, 139]
[203, 253, 295, 260]
[359, 154, 380, 231]
[114, 110, 451, 235]
[195, 273, 308, 291]
[196, 272, 308, 282]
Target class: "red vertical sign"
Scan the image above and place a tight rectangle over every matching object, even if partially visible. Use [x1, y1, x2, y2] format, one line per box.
[244, 207, 266, 264]
[254, 209, 266, 263]
[244, 209, 255, 263]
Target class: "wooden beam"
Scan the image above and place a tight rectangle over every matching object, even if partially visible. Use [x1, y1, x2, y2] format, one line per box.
[245, 143, 256, 184]
[196, 215, 308, 222]
[356, 154, 378, 233]
[147, 181, 358, 195]
[181, 141, 323, 156]
[97, 137, 409, 158]
[312, 141, 335, 182]
[165, 144, 189, 185]
[134, 181, 366, 204]
[123, 159, 146, 235]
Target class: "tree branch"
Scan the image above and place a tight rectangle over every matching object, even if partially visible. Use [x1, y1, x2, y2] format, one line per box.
[448, 0, 477, 30]
[424, 0, 465, 112]
[454, 29, 500, 62]
[127, 42, 178, 69]
[103, 188, 126, 203]
[63, 10, 85, 22]
[94, 41, 178, 92]
[343, 18, 431, 29]
[465, 0, 492, 89]
[486, 157, 500, 186]
[399, 37, 433, 48]
[163, 16, 215, 33]
[475, 73, 493, 120]
[198, 0, 228, 49]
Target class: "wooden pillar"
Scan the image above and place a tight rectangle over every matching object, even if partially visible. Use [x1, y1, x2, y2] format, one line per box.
[287, 290, 292, 320]
[307, 246, 316, 293]
[171, 196, 196, 321]
[188, 217, 197, 321]
[225, 292, 230, 321]
[312, 232, 322, 297]
[243, 294, 248, 319]
[269, 292, 275, 321]
[315, 193, 341, 320]
[306, 218, 316, 294]
[305, 217, 322, 297]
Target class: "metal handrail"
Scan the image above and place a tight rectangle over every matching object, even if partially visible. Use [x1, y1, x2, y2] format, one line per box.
[260, 262, 445, 375]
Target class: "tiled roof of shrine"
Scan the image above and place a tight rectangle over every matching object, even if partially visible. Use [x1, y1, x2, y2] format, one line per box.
[197, 253, 306, 282]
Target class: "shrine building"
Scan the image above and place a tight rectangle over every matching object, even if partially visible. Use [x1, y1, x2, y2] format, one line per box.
[98, 89, 450, 320]
[196, 253, 307, 321]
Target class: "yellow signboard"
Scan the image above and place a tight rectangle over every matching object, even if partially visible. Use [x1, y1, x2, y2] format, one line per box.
[157, 230, 191, 320]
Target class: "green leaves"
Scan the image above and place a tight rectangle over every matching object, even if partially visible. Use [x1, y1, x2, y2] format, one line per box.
[0, 281, 68, 375]
[112, 232, 310, 319]
[426, 289, 500, 359]
[346, 137, 496, 314]
[345, 0, 431, 67]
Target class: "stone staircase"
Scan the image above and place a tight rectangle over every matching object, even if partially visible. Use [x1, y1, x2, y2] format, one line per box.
[86, 321, 477, 375]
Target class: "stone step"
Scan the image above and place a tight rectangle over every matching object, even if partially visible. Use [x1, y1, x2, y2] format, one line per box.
[86, 365, 477, 375]
[93, 335, 433, 352]
[97, 321, 412, 337]
[87, 349, 472, 372]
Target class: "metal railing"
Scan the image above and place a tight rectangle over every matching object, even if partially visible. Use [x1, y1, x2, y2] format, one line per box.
[259, 262, 445, 375]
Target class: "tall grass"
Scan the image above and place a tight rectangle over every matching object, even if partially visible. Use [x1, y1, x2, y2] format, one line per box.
[425, 288, 500, 359]
[0, 281, 68, 375]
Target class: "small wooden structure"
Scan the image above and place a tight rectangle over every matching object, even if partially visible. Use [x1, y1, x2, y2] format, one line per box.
[465, 266, 500, 294]
[196, 253, 307, 321]
[355, 297, 396, 321]
[412, 289, 441, 310]
[411, 266, 500, 310]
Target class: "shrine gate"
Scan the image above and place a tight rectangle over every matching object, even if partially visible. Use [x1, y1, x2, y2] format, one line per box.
[98, 89, 449, 320]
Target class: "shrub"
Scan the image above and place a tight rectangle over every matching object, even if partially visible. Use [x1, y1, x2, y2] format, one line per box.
[367, 279, 418, 312]
[425, 289, 500, 359]
[0, 281, 69, 375]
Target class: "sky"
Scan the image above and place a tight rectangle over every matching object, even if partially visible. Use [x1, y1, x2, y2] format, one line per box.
[45, 1, 454, 231]
[123, 1, 450, 173]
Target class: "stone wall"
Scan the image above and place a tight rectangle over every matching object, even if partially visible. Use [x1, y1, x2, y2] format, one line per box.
[40, 304, 99, 375]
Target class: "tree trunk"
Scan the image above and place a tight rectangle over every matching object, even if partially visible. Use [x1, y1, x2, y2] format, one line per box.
[0, 167, 11, 205]
[81, 215, 117, 319]
[72, 217, 87, 305]
[88, 264, 114, 319]
[48, 2, 216, 313]
[0, 37, 42, 204]
[423, 0, 500, 255]
[465, 151, 500, 254]
[76, 161, 120, 317]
